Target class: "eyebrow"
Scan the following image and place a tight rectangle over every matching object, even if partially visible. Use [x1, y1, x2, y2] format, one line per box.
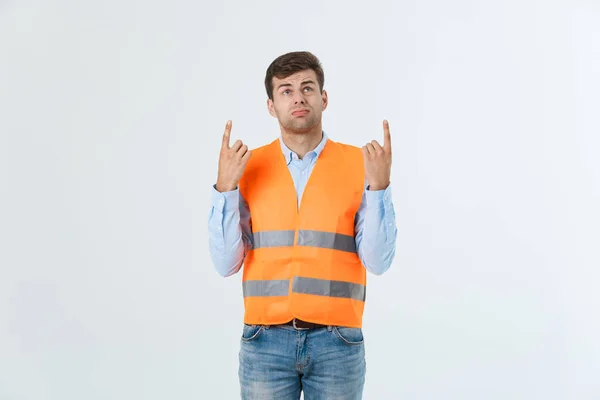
[277, 80, 316, 90]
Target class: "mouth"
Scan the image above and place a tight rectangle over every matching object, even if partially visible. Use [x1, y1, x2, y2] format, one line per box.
[292, 109, 309, 117]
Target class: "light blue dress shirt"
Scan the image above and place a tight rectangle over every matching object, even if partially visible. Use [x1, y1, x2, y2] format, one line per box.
[208, 131, 397, 277]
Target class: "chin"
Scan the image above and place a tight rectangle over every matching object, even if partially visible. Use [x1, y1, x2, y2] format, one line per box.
[294, 119, 317, 130]
[279, 117, 317, 133]
[292, 125, 313, 133]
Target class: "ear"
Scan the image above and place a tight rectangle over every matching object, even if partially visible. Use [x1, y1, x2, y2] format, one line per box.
[267, 98, 277, 117]
[321, 89, 328, 111]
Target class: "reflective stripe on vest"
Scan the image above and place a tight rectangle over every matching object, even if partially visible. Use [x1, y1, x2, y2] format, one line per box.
[243, 277, 366, 302]
[252, 229, 356, 253]
[252, 230, 295, 248]
[242, 279, 289, 297]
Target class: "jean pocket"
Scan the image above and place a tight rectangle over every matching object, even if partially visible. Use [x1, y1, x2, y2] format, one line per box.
[241, 324, 264, 342]
[333, 326, 364, 345]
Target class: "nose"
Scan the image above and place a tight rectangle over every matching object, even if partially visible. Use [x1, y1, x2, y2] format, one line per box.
[293, 92, 306, 104]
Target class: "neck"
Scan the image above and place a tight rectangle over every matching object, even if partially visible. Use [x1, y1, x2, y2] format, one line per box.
[280, 123, 323, 159]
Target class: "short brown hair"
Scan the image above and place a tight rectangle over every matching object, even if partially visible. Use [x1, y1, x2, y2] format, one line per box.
[264, 51, 325, 100]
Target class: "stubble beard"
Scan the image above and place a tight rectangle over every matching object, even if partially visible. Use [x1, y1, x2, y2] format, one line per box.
[280, 111, 320, 134]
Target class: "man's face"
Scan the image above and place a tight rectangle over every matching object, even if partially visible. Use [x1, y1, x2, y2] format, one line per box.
[267, 69, 328, 133]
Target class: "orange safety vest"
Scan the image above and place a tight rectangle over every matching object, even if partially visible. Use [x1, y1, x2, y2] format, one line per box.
[238, 137, 367, 328]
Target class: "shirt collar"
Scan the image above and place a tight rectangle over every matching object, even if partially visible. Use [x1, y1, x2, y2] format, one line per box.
[279, 131, 328, 164]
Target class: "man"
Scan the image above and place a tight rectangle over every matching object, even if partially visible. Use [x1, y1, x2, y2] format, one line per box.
[208, 51, 397, 399]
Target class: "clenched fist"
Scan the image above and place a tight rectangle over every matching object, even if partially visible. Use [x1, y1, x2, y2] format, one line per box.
[215, 120, 252, 192]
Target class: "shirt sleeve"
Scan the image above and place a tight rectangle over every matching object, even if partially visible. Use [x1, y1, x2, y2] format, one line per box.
[354, 184, 397, 275]
[207, 184, 253, 277]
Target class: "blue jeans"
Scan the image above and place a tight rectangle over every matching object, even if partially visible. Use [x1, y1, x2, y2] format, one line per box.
[238, 323, 366, 399]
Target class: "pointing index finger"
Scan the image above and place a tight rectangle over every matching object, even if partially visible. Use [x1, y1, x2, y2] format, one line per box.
[222, 120, 232, 149]
[383, 119, 391, 149]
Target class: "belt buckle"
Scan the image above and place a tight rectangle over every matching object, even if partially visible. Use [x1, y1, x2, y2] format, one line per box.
[292, 318, 310, 330]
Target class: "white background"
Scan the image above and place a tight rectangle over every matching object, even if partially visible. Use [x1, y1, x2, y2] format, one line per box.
[1, 0, 599, 399]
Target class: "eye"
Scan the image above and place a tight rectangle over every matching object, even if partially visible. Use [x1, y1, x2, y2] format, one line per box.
[304, 87, 312, 92]
[283, 90, 291, 95]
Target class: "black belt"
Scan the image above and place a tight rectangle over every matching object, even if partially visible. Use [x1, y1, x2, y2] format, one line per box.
[283, 318, 328, 330]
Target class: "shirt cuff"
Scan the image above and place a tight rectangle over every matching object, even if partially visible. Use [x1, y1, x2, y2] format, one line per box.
[365, 184, 393, 209]
[212, 184, 240, 213]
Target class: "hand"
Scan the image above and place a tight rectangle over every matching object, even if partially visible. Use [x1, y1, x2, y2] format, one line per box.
[362, 120, 392, 191]
[215, 120, 252, 192]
